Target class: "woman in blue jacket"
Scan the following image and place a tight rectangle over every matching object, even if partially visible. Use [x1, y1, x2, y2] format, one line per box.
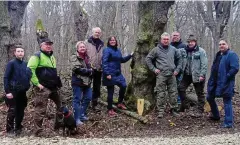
[102, 36, 133, 117]
[207, 40, 239, 128]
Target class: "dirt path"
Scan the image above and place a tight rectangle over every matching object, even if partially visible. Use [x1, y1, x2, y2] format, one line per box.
[1, 133, 240, 145]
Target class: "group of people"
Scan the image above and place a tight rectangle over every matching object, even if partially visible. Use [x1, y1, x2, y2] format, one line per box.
[3, 26, 239, 137]
[3, 27, 133, 136]
[146, 32, 239, 128]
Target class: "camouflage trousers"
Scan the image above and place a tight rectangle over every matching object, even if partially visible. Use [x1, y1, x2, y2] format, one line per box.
[155, 74, 178, 115]
[32, 87, 62, 135]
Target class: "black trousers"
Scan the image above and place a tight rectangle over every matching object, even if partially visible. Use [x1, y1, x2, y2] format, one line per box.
[5, 91, 27, 132]
[178, 75, 205, 112]
[92, 70, 102, 107]
[107, 85, 126, 110]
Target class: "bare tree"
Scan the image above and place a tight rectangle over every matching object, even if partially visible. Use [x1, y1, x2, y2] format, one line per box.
[0, 1, 29, 92]
[71, 1, 88, 42]
[196, 1, 232, 58]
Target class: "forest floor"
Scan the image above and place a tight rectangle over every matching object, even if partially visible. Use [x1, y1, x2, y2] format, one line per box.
[0, 95, 240, 140]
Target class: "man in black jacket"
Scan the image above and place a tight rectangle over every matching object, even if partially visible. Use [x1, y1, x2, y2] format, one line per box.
[170, 31, 186, 49]
[171, 32, 186, 107]
[4, 45, 32, 135]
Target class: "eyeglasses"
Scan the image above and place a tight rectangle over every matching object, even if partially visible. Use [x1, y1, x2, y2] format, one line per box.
[219, 43, 226, 46]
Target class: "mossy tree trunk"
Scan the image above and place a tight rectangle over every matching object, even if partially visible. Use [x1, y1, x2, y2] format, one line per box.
[0, 1, 29, 92]
[126, 1, 174, 112]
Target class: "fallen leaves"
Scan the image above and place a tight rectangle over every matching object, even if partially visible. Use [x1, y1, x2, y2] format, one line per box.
[168, 120, 176, 127]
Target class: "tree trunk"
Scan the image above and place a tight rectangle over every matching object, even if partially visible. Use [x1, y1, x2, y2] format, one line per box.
[0, 1, 29, 92]
[0, 2, 10, 92]
[126, 1, 174, 113]
[7, 1, 29, 59]
[71, 1, 88, 42]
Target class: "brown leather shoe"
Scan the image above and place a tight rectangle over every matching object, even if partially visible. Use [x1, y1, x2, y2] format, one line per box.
[117, 103, 127, 110]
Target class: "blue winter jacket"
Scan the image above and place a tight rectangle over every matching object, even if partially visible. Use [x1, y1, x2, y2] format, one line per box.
[207, 49, 239, 97]
[102, 46, 132, 86]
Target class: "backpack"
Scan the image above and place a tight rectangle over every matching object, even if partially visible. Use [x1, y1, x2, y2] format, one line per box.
[34, 51, 62, 89]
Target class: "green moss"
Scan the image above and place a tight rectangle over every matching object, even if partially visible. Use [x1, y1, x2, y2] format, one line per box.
[101, 94, 107, 102]
[126, 82, 133, 96]
[137, 32, 152, 43]
[0, 97, 4, 103]
[131, 65, 153, 84]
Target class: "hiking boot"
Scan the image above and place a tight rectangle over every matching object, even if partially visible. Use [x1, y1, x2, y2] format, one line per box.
[80, 116, 89, 121]
[5, 130, 15, 137]
[76, 119, 84, 126]
[15, 129, 22, 136]
[117, 103, 127, 110]
[178, 104, 186, 112]
[15, 125, 23, 136]
[208, 115, 220, 121]
[220, 124, 233, 128]
[108, 109, 117, 117]
[171, 109, 180, 117]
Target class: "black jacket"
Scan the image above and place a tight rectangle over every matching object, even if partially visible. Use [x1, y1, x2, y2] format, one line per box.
[170, 39, 186, 49]
[4, 58, 32, 93]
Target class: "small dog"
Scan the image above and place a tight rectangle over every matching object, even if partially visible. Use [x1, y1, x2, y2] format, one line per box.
[59, 106, 77, 136]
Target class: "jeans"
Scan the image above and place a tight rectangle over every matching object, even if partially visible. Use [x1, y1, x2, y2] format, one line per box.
[72, 86, 92, 120]
[207, 95, 233, 126]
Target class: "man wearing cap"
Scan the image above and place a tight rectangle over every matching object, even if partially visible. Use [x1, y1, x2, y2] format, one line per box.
[178, 35, 208, 117]
[27, 38, 62, 136]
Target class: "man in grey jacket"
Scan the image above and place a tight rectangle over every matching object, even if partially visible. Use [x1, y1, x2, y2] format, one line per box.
[145, 32, 182, 118]
[178, 35, 208, 117]
[85, 27, 104, 112]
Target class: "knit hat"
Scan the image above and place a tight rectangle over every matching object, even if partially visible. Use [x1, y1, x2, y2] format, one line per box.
[187, 34, 197, 42]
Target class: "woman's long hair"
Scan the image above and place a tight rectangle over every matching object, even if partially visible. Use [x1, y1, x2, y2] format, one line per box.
[107, 36, 118, 48]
